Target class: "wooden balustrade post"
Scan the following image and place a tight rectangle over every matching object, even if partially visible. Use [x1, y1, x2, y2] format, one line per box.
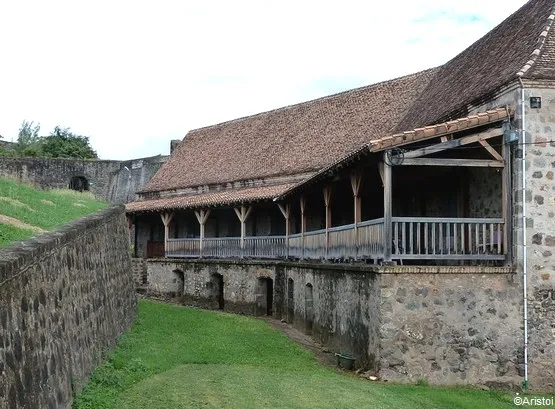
[350, 171, 362, 259]
[323, 186, 332, 259]
[160, 212, 174, 257]
[300, 196, 306, 259]
[382, 154, 393, 262]
[278, 203, 291, 258]
[234, 205, 252, 258]
[502, 138, 511, 264]
[194, 209, 211, 258]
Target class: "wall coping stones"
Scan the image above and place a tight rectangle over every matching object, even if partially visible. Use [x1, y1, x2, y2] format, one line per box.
[0, 205, 124, 285]
[143, 258, 515, 275]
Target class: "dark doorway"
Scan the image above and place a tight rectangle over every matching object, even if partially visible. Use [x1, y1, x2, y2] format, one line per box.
[69, 176, 89, 192]
[287, 278, 294, 324]
[210, 273, 224, 310]
[305, 283, 314, 334]
[172, 269, 184, 298]
[256, 277, 274, 316]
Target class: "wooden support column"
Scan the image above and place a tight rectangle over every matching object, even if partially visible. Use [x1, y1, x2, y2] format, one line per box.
[160, 211, 174, 256]
[300, 196, 307, 259]
[234, 204, 252, 256]
[383, 153, 392, 262]
[278, 203, 291, 258]
[126, 214, 134, 230]
[194, 209, 211, 257]
[351, 171, 362, 258]
[502, 140, 512, 263]
[323, 186, 332, 257]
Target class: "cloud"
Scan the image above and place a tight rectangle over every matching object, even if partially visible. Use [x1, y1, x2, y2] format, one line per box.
[0, 0, 529, 159]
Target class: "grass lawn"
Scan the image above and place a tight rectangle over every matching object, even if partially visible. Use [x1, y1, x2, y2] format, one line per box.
[74, 300, 516, 409]
[0, 177, 107, 247]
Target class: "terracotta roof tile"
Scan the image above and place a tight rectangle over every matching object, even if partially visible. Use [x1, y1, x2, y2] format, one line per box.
[140, 68, 438, 193]
[396, 0, 555, 131]
[126, 183, 294, 213]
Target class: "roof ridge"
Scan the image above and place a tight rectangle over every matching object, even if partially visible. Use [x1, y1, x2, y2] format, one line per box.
[517, 3, 555, 77]
[186, 67, 439, 135]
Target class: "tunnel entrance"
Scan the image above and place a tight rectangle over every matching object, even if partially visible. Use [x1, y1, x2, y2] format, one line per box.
[256, 277, 273, 316]
[69, 176, 89, 192]
[209, 273, 224, 310]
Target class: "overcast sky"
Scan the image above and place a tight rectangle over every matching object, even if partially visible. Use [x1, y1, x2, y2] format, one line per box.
[0, 0, 528, 160]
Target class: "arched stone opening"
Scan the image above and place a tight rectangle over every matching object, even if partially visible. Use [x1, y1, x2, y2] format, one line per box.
[256, 277, 274, 316]
[208, 273, 224, 310]
[69, 176, 89, 192]
[172, 269, 184, 298]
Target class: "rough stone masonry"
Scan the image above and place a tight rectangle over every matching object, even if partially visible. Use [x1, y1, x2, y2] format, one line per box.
[0, 205, 136, 409]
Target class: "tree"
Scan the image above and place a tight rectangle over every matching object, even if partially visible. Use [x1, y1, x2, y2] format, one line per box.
[17, 120, 43, 157]
[41, 126, 98, 159]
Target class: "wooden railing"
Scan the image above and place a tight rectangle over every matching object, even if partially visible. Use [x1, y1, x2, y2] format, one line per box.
[304, 229, 327, 259]
[204, 238, 241, 258]
[357, 218, 384, 259]
[327, 224, 355, 259]
[288, 233, 303, 259]
[147, 241, 165, 258]
[244, 236, 286, 258]
[164, 217, 506, 262]
[391, 217, 505, 260]
[166, 238, 199, 257]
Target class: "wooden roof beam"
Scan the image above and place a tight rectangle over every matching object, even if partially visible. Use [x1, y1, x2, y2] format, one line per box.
[399, 128, 504, 160]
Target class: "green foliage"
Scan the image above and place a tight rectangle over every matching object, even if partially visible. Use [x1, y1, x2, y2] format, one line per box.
[17, 120, 43, 157]
[73, 300, 515, 409]
[0, 120, 98, 159]
[42, 126, 98, 159]
[0, 177, 107, 247]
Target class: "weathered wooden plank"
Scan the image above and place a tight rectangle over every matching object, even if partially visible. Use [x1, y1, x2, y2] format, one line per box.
[400, 158, 504, 167]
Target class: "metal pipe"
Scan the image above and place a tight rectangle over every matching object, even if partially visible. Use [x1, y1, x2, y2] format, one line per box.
[518, 75, 529, 390]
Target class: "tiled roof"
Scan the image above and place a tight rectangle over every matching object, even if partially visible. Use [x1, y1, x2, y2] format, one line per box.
[276, 108, 511, 200]
[396, 0, 555, 131]
[126, 183, 294, 213]
[139, 68, 438, 193]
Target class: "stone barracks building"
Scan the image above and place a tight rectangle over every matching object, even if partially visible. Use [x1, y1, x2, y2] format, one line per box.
[126, 0, 555, 391]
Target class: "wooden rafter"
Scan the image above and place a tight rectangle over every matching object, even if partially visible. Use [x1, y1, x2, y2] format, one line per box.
[479, 139, 503, 161]
[399, 128, 504, 160]
[400, 158, 504, 167]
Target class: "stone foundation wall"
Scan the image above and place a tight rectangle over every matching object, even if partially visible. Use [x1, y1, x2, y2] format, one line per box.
[0, 206, 136, 409]
[379, 273, 522, 389]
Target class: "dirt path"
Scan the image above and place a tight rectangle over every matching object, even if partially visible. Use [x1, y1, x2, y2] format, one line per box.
[259, 316, 337, 368]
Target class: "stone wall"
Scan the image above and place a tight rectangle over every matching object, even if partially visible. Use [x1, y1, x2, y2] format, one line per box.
[380, 273, 522, 388]
[469, 81, 555, 391]
[520, 84, 555, 391]
[283, 265, 380, 369]
[0, 154, 167, 204]
[142, 259, 531, 386]
[0, 206, 136, 409]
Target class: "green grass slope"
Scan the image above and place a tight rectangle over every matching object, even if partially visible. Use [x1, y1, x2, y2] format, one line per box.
[0, 177, 107, 247]
[74, 300, 516, 409]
